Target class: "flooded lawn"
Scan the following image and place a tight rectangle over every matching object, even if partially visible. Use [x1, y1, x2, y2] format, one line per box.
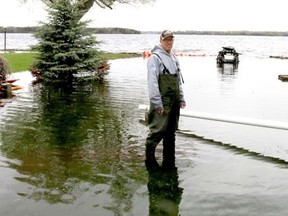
[1, 57, 288, 216]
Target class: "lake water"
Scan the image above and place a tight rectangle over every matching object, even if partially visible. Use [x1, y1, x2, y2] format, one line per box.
[1, 34, 288, 216]
[1, 33, 288, 58]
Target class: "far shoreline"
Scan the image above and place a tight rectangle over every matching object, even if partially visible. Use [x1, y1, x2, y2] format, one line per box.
[1, 27, 288, 37]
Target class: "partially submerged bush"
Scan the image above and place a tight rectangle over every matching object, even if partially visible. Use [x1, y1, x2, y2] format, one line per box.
[0, 55, 11, 81]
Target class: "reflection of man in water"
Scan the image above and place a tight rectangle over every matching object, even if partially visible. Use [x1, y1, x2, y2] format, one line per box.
[147, 165, 183, 216]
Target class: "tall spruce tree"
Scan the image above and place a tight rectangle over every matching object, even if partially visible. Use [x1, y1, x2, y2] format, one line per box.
[31, 0, 105, 83]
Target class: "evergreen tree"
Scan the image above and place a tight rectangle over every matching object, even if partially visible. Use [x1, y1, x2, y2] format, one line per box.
[31, 0, 106, 83]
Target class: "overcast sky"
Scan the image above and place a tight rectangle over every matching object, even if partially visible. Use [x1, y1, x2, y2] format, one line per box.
[1, 0, 288, 32]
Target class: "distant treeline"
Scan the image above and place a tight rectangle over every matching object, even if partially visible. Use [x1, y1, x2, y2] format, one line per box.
[1, 26, 288, 36]
[173, 30, 288, 37]
[144, 30, 288, 37]
[0, 26, 141, 34]
[89, 27, 141, 34]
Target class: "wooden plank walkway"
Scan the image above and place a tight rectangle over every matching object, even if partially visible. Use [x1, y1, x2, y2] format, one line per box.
[278, 74, 288, 81]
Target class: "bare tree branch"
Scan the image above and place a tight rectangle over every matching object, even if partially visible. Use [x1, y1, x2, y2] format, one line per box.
[22, 0, 155, 21]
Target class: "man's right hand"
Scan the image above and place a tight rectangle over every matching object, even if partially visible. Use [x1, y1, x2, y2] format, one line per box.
[156, 108, 164, 115]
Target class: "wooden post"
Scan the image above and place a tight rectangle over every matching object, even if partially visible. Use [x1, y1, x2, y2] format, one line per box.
[1, 83, 12, 98]
[4, 27, 7, 52]
[4, 27, 7, 53]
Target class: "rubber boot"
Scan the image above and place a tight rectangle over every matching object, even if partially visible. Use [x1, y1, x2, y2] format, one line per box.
[162, 139, 176, 169]
[145, 146, 159, 170]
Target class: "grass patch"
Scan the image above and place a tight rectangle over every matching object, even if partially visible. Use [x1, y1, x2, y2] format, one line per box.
[1, 51, 142, 72]
[2, 52, 37, 72]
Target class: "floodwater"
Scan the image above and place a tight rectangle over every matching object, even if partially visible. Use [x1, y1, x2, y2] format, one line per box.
[1, 55, 288, 216]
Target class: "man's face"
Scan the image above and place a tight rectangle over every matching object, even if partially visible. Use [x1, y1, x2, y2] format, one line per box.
[160, 36, 174, 53]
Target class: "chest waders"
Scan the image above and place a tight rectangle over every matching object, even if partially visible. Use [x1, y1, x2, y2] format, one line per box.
[145, 55, 180, 168]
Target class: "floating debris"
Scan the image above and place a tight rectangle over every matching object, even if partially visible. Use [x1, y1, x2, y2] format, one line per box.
[270, 56, 288, 59]
[278, 74, 288, 82]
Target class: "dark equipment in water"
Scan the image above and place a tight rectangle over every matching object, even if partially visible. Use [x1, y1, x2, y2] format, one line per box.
[216, 46, 240, 65]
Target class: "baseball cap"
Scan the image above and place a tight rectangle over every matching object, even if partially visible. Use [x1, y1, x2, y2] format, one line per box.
[160, 30, 174, 40]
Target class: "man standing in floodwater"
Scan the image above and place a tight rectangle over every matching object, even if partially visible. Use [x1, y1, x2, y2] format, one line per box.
[145, 30, 186, 169]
